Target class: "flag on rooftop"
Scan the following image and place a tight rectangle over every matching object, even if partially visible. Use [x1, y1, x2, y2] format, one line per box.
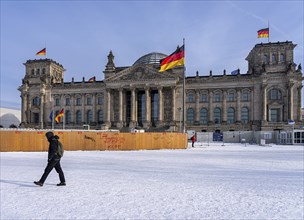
[36, 48, 46, 56]
[88, 76, 95, 82]
[231, 69, 238, 75]
[55, 109, 64, 123]
[159, 45, 185, 72]
[257, 28, 269, 38]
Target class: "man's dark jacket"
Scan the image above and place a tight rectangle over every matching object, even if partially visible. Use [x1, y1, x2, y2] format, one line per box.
[47, 135, 61, 161]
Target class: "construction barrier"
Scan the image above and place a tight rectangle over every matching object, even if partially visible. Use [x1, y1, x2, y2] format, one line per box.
[0, 130, 188, 152]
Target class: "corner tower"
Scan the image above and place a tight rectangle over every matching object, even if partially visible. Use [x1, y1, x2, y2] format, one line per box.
[18, 59, 65, 128]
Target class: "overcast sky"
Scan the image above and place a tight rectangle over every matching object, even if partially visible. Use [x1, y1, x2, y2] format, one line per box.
[1, 0, 303, 109]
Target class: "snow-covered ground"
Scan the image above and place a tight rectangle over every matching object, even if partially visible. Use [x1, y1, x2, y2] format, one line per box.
[1, 143, 303, 219]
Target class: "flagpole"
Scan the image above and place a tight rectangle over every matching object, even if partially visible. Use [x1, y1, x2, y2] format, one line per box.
[268, 20, 270, 43]
[51, 91, 54, 130]
[63, 110, 65, 130]
[182, 38, 186, 133]
[45, 42, 47, 59]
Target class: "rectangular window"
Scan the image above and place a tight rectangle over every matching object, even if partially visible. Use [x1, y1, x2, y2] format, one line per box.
[66, 98, 70, 106]
[87, 97, 92, 105]
[55, 98, 60, 106]
[242, 92, 250, 101]
[76, 98, 81, 106]
[200, 94, 207, 102]
[213, 94, 221, 102]
[188, 94, 194, 102]
[97, 97, 102, 105]
[270, 109, 280, 122]
[228, 93, 235, 101]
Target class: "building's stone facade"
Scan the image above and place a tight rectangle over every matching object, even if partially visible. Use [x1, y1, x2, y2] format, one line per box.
[18, 41, 303, 132]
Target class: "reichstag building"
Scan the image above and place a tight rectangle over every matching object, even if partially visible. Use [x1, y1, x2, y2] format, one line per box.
[19, 41, 303, 132]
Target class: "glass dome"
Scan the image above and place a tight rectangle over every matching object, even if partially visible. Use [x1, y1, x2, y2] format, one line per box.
[133, 52, 167, 66]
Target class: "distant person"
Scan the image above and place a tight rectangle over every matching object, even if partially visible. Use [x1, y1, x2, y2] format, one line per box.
[34, 131, 66, 186]
[191, 134, 196, 148]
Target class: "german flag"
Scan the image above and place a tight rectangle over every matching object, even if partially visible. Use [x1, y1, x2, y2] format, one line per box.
[88, 76, 95, 82]
[36, 48, 46, 56]
[257, 28, 269, 38]
[159, 45, 184, 72]
[55, 109, 64, 123]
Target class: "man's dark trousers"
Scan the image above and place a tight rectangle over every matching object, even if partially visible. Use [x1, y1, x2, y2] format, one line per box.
[39, 157, 65, 184]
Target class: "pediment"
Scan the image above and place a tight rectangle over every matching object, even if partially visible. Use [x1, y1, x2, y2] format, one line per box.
[105, 65, 177, 82]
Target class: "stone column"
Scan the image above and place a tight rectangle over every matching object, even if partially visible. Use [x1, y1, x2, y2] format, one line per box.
[297, 85, 303, 121]
[250, 88, 254, 122]
[92, 94, 96, 123]
[172, 87, 176, 121]
[27, 95, 32, 124]
[119, 89, 123, 122]
[208, 90, 213, 124]
[71, 94, 75, 124]
[81, 94, 85, 124]
[194, 89, 200, 124]
[289, 82, 294, 120]
[116, 88, 123, 128]
[22, 93, 28, 124]
[130, 87, 136, 127]
[145, 87, 151, 127]
[40, 93, 45, 129]
[222, 90, 227, 124]
[236, 89, 241, 123]
[106, 90, 111, 123]
[262, 85, 267, 121]
[158, 87, 163, 124]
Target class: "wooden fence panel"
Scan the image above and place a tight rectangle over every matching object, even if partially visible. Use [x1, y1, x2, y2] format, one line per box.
[0, 130, 187, 151]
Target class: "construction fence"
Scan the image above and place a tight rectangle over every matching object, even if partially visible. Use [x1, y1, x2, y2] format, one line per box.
[0, 130, 188, 152]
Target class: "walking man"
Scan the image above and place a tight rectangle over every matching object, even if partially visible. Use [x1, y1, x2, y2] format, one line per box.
[34, 131, 66, 186]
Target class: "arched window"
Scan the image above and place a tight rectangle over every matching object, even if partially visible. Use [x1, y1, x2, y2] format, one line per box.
[241, 107, 249, 124]
[228, 92, 235, 101]
[97, 97, 102, 105]
[87, 97, 92, 105]
[32, 97, 40, 106]
[263, 54, 268, 64]
[42, 68, 46, 75]
[31, 69, 35, 75]
[76, 110, 82, 124]
[187, 108, 195, 125]
[199, 108, 208, 125]
[272, 54, 276, 63]
[269, 89, 282, 100]
[280, 53, 285, 62]
[97, 110, 104, 124]
[65, 110, 71, 124]
[187, 93, 194, 102]
[213, 107, 221, 124]
[200, 94, 207, 102]
[76, 97, 81, 106]
[213, 92, 221, 102]
[242, 91, 250, 101]
[227, 107, 235, 124]
[87, 110, 93, 124]
[36, 69, 40, 75]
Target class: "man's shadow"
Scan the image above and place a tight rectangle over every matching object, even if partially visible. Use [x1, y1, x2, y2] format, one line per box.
[1, 179, 37, 187]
